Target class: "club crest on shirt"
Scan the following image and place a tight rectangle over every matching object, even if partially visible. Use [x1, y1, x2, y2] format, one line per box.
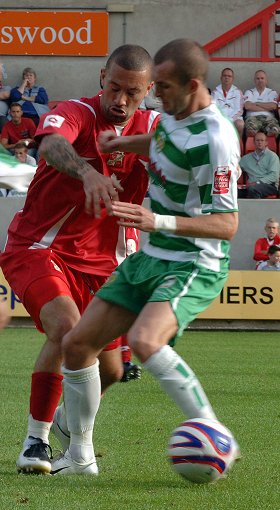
[213, 166, 231, 194]
[107, 151, 125, 167]
[155, 131, 166, 151]
[43, 114, 65, 129]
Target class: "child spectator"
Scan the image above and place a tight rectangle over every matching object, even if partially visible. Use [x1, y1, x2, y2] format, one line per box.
[14, 141, 37, 166]
[257, 245, 280, 270]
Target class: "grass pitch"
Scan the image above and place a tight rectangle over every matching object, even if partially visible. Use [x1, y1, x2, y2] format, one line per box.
[0, 327, 279, 510]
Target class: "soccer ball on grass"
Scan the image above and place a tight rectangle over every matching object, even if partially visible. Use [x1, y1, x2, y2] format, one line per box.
[168, 418, 238, 484]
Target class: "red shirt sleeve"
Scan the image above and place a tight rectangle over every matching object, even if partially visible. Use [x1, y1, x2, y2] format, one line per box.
[35, 100, 86, 144]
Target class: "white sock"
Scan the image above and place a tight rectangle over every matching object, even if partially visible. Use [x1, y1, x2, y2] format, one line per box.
[62, 361, 101, 464]
[55, 403, 68, 434]
[24, 415, 51, 447]
[143, 345, 217, 420]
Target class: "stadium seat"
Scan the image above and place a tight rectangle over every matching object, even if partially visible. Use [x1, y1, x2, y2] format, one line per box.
[237, 171, 246, 190]
[239, 138, 244, 156]
[244, 136, 254, 154]
[267, 136, 277, 153]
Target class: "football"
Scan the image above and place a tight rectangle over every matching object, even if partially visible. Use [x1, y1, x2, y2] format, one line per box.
[167, 418, 238, 484]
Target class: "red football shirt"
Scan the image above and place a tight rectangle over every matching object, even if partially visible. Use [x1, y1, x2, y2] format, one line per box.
[1, 118, 36, 144]
[4, 95, 159, 276]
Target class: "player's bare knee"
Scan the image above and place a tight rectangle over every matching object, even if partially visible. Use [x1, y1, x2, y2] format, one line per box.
[62, 334, 84, 369]
[127, 330, 154, 361]
[43, 314, 79, 345]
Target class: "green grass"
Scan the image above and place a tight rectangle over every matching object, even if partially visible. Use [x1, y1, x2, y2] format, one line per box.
[0, 328, 279, 510]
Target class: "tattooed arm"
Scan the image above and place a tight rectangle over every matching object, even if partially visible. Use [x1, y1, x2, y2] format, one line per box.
[39, 133, 123, 217]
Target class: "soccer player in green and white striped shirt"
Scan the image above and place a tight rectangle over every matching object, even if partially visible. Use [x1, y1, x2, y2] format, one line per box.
[51, 39, 240, 476]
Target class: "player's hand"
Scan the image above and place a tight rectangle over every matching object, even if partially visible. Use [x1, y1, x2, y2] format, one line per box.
[0, 302, 10, 331]
[111, 201, 155, 232]
[82, 169, 123, 217]
[98, 131, 120, 153]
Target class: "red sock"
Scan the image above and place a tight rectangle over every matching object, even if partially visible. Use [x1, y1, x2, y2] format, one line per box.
[121, 334, 131, 363]
[30, 372, 63, 422]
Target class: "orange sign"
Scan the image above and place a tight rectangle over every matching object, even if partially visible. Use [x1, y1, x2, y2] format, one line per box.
[0, 11, 109, 56]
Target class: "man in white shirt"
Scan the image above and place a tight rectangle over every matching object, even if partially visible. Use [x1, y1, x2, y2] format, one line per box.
[244, 70, 279, 136]
[211, 67, 244, 138]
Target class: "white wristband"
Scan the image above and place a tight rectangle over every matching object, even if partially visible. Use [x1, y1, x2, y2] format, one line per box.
[153, 213, 177, 233]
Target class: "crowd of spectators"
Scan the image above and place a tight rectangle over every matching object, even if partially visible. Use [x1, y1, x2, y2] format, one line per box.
[211, 68, 280, 140]
[0, 61, 279, 275]
[211, 67, 280, 199]
[0, 65, 49, 168]
[1, 62, 280, 204]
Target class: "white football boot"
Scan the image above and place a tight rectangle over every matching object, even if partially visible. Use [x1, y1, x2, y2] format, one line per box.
[51, 450, 98, 476]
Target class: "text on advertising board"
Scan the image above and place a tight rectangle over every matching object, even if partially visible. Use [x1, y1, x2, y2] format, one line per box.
[0, 11, 108, 56]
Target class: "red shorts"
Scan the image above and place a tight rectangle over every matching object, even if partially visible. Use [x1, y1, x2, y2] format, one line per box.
[1, 248, 121, 350]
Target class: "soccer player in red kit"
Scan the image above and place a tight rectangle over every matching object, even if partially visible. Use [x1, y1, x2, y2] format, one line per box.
[0, 44, 159, 475]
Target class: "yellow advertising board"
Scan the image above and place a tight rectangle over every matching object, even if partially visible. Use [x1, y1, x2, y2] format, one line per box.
[199, 270, 279, 319]
[0, 269, 279, 320]
[0, 269, 29, 317]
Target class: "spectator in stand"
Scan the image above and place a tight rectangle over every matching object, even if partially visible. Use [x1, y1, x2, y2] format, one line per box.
[244, 70, 279, 137]
[14, 141, 37, 167]
[253, 217, 280, 267]
[10, 67, 49, 126]
[238, 131, 279, 198]
[257, 245, 280, 271]
[0, 63, 11, 132]
[1, 103, 37, 158]
[211, 67, 244, 138]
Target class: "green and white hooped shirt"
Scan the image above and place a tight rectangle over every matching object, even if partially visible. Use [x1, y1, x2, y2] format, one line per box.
[143, 103, 240, 272]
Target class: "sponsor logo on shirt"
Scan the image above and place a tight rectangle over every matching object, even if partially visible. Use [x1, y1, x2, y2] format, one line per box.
[43, 114, 65, 129]
[213, 166, 231, 194]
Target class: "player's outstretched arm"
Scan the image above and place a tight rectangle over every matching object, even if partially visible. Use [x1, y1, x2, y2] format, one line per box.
[98, 130, 153, 156]
[112, 201, 238, 240]
[39, 134, 123, 217]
